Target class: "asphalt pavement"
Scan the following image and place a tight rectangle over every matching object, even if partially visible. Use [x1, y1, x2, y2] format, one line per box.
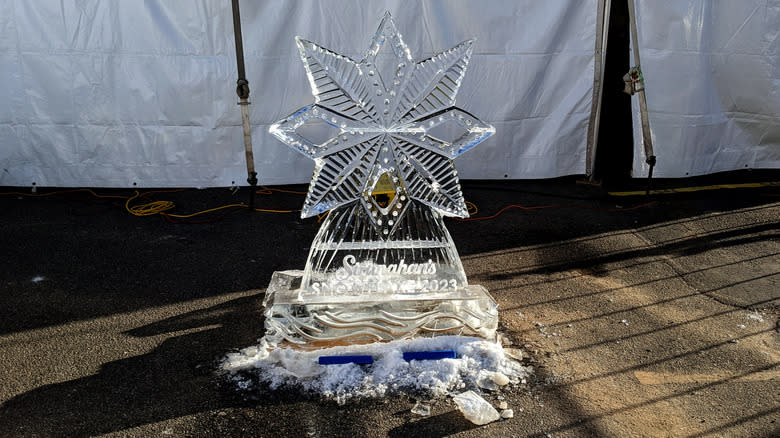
[0, 175, 778, 437]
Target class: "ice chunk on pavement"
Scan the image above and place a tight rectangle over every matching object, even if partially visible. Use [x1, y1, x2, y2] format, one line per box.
[503, 348, 523, 361]
[501, 409, 514, 419]
[476, 369, 499, 391]
[492, 372, 510, 386]
[476, 370, 510, 389]
[411, 401, 430, 416]
[452, 390, 500, 425]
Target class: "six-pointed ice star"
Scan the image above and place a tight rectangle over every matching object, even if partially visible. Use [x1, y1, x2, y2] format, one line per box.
[270, 12, 494, 220]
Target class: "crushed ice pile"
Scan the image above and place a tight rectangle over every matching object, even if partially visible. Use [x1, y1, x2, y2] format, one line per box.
[222, 336, 530, 405]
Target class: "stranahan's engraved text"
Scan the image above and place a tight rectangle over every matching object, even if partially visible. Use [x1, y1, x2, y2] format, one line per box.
[309, 255, 459, 294]
[335, 255, 436, 279]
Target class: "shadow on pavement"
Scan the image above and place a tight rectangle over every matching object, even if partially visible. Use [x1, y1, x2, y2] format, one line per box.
[387, 410, 479, 437]
[0, 178, 778, 436]
[0, 294, 265, 436]
[0, 293, 394, 437]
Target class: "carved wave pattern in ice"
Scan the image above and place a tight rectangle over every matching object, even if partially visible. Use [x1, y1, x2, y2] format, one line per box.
[264, 297, 498, 346]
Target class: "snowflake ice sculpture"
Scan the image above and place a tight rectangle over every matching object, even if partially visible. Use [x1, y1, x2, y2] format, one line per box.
[271, 11, 494, 222]
[264, 12, 497, 346]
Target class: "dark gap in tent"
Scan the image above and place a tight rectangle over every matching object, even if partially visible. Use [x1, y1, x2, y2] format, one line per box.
[594, 0, 634, 187]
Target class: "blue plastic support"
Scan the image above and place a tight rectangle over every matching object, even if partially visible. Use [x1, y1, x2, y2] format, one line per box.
[318, 355, 373, 365]
[402, 350, 456, 361]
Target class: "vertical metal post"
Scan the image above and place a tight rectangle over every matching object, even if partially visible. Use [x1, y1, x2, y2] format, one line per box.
[626, 0, 656, 193]
[586, 0, 612, 180]
[231, 0, 257, 209]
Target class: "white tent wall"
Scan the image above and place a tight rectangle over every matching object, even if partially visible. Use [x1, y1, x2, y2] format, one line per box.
[631, 0, 780, 178]
[0, 0, 597, 188]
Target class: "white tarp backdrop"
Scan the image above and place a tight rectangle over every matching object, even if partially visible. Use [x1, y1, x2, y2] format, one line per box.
[0, 0, 597, 187]
[631, 0, 780, 177]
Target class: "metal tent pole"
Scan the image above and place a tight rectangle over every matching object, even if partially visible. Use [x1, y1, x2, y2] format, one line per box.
[586, 0, 612, 181]
[231, 0, 258, 209]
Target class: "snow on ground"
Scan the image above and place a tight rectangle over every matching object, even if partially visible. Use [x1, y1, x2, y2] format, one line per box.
[222, 336, 531, 404]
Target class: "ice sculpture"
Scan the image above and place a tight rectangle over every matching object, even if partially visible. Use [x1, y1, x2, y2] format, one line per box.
[264, 12, 496, 347]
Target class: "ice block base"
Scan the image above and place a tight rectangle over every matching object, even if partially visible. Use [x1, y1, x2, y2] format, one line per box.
[262, 270, 498, 349]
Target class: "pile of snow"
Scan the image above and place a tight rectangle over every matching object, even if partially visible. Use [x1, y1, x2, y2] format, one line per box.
[222, 336, 530, 404]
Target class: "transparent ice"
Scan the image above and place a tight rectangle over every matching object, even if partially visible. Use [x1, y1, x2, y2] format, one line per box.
[264, 12, 496, 347]
[411, 401, 431, 416]
[452, 390, 501, 425]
